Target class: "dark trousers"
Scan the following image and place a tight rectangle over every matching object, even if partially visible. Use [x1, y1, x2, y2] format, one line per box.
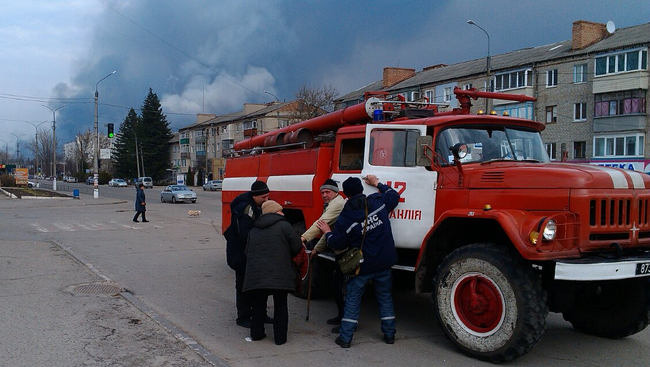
[133, 211, 146, 221]
[250, 289, 289, 344]
[235, 270, 252, 323]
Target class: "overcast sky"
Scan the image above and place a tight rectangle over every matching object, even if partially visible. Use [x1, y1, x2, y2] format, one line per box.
[0, 0, 648, 153]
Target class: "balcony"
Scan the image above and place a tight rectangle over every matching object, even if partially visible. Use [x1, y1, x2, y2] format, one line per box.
[196, 151, 206, 157]
[195, 136, 206, 143]
[181, 152, 191, 159]
[244, 128, 257, 137]
[180, 138, 190, 144]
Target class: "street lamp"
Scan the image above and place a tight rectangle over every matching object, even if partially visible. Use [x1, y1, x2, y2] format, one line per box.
[25, 121, 47, 177]
[264, 90, 279, 101]
[11, 133, 26, 165]
[94, 70, 116, 199]
[42, 104, 66, 189]
[467, 20, 492, 112]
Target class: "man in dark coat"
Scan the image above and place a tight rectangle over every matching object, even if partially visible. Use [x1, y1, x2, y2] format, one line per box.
[224, 180, 271, 328]
[317, 175, 400, 348]
[244, 200, 303, 345]
[133, 183, 148, 222]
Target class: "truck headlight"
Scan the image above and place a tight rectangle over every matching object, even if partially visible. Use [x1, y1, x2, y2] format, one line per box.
[542, 219, 557, 240]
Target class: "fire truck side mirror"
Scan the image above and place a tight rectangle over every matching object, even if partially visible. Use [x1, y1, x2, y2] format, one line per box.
[416, 135, 433, 166]
[450, 143, 468, 163]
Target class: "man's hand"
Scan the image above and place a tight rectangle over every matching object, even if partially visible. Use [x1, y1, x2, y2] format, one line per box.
[315, 219, 331, 233]
[309, 249, 320, 259]
[363, 174, 379, 187]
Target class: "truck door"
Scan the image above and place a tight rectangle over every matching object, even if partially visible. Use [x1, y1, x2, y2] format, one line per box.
[363, 124, 436, 251]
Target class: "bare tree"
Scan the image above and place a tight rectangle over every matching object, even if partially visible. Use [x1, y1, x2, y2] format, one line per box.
[291, 83, 339, 122]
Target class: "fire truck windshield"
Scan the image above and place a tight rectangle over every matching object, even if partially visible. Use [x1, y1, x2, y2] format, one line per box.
[436, 126, 550, 165]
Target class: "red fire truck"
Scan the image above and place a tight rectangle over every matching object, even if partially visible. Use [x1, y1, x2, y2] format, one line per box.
[222, 87, 650, 362]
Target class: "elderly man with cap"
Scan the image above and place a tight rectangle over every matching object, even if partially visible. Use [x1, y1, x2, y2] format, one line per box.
[316, 174, 400, 348]
[224, 180, 272, 328]
[301, 178, 346, 329]
[244, 200, 303, 345]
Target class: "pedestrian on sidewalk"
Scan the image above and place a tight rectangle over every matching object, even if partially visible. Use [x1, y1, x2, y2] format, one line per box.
[133, 183, 148, 223]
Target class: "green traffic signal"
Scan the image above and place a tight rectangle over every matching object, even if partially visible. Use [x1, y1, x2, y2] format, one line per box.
[108, 123, 114, 138]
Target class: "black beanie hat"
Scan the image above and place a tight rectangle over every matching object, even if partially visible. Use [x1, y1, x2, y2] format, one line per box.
[320, 178, 339, 193]
[250, 180, 269, 196]
[342, 177, 363, 197]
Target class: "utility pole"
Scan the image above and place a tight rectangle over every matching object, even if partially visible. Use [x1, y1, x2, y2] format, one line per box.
[94, 70, 116, 198]
[468, 20, 492, 113]
[42, 104, 66, 190]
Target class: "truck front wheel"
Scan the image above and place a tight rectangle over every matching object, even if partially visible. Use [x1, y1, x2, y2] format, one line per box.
[562, 277, 650, 338]
[433, 243, 548, 363]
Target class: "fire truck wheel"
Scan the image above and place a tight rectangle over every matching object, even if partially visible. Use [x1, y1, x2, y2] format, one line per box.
[561, 277, 650, 338]
[433, 243, 548, 363]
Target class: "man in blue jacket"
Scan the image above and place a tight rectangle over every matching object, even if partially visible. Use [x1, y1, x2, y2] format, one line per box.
[316, 174, 400, 348]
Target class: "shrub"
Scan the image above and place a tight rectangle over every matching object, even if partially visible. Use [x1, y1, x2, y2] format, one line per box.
[0, 175, 16, 187]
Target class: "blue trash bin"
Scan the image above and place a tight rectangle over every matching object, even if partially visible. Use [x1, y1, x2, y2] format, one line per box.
[73, 189, 79, 199]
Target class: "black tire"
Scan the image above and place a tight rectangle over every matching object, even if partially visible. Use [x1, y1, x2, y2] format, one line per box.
[172, 196, 177, 204]
[433, 243, 548, 363]
[562, 277, 650, 338]
[160, 196, 164, 203]
[191, 200, 196, 203]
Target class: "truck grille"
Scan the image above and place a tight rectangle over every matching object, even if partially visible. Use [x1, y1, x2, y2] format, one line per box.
[588, 196, 650, 242]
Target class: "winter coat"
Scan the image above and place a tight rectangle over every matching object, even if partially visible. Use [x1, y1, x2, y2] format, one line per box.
[325, 183, 400, 275]
[134, 188, 146, 212]
[243, 213, 303, 292]
[224, 192, 261, 273]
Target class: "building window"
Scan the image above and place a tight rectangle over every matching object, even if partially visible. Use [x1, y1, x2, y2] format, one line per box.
[573, 64, 588, 83]
[494, 102, 534, 120]
[243, 120, 257, 130]
[180, 132, 188, 139]
[573, 141, 586, 159]
[574, 102, 587, 121]
[594, 90, 646, 117]
[443, 87, 452, 102]
[546, 143, 557, 160]
[545, 106, 557, 124]
[594, 134, 644, 157]
[181, 144, 190, 153]
[595, 48, 648, 76]
[221, 126, 227, 133]
[463, 83, 473, 90]
[424, 90, 434, 102]
[546, 69, 558, 87]
[493, 69, 532, 92]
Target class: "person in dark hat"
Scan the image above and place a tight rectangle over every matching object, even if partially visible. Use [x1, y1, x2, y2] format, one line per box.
[224, 180, 272, 328]
[317, 174, 400, 348]
[133, 183, 149, 222]
[301, 178, 347, 330]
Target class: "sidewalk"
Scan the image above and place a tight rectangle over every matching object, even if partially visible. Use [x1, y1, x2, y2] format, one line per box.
[0, 235, 212, 366]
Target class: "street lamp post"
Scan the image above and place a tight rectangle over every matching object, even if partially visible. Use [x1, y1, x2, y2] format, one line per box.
[25, 121, 47, 177]
[1, 139, 10, 163]
[94, 70, 116, 199]
[42, 104, 66, 190]
[467, 20, 491, 112]
[11, 133, 26, 165]
[264, 90, 279, 101]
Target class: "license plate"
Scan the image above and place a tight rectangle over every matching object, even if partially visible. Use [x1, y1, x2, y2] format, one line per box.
[635, 262, 650, 275]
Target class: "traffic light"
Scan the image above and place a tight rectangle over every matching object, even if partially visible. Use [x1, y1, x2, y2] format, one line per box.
[107, 123, 114, 138]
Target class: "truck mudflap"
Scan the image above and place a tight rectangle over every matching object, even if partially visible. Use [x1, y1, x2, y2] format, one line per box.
[554, 252, 650, 280]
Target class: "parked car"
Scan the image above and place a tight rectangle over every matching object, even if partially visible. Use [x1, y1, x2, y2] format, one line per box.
[86, 176, 94, 185]
[202, 180, 223, 191]
[108, 178, 128, 187]
[27, 181, 36, 188]
[64, 176, 78, 183]
[136, 176, 153, 189]
[160, 185, 197, 203]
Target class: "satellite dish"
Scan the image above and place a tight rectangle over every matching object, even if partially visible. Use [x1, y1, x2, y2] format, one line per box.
[606, 20, 616, 34]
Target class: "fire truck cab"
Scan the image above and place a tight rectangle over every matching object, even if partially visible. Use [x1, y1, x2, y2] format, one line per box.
[222, 87, 650, 362]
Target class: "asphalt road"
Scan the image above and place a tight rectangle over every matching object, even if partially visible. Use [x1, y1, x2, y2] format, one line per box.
[1, 183, 649, 366]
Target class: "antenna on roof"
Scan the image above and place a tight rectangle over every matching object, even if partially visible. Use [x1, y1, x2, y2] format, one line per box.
[606, 20, 616, 34]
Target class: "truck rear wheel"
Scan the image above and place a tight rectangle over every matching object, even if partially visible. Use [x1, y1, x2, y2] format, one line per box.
[562, 277, 650, 338]
[433, 243, 548, 363]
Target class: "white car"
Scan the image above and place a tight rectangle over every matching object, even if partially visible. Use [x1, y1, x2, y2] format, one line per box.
[160, 185, 197, 203]
[202, 180, 223, 191]
[108, 178, 128, 187]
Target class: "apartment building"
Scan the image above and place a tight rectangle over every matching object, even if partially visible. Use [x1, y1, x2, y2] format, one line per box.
[336, 20, 649, 172]
[174, 102, 295, 183]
